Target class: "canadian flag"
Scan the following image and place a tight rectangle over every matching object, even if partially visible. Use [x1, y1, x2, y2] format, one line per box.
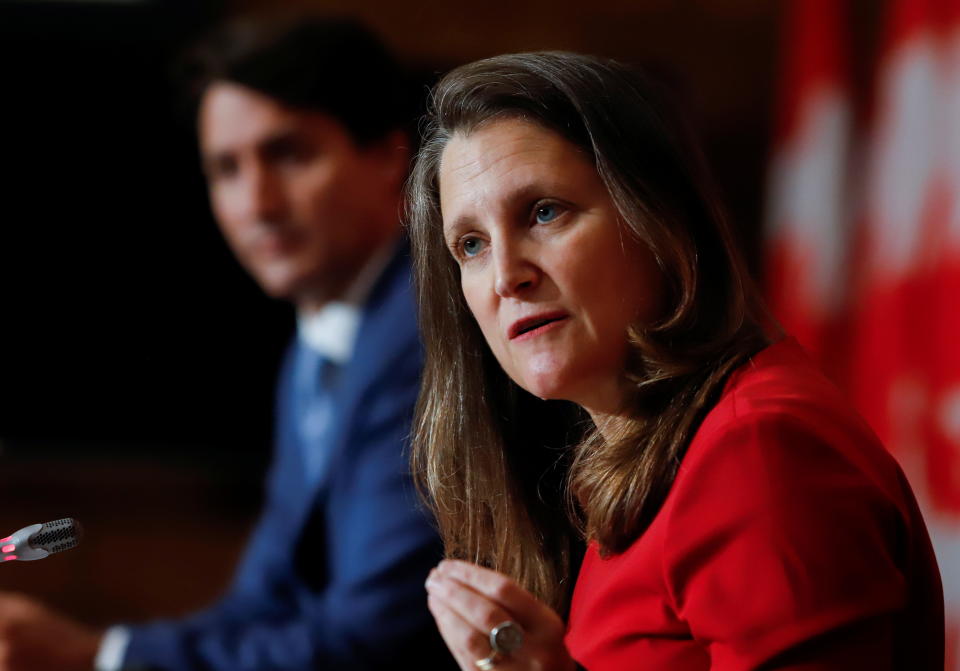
[768, 0, 960, 666]
[764, 0, 853, 372]
[851, 0, 960, 664]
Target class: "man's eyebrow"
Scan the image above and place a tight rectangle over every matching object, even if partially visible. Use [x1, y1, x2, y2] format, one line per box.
[201, 127, 311, 172]
[259, 128, 305, 151]
[200, 148, 232, 175]
[206, 126, 304, 155]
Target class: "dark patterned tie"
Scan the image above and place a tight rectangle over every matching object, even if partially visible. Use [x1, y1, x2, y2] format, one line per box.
[296, 345, 338, 486]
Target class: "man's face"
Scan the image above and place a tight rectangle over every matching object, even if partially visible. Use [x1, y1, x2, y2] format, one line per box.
[199, 81, 406, 308]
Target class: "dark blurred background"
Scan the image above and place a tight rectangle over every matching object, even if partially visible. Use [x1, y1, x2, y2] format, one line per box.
[0, 0, 884, 626]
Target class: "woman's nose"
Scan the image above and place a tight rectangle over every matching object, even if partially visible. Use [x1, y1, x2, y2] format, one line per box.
[493, 243, 540, 298]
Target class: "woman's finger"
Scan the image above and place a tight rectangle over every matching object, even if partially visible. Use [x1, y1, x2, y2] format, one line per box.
[436, 560, 561, 629]
[427, 591, 504, 671]
[428, 564, 576, 671]
[427, 568, 518, 637]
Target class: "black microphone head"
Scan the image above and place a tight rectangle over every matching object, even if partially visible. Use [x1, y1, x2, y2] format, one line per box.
[30, 518, 82, 555]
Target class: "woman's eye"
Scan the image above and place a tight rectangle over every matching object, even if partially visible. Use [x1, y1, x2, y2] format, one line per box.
[461, 237, 486, 257]
[535, 203, 562, 224]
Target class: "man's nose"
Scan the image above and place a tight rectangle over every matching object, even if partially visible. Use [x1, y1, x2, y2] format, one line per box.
[243, 164, 286, 222]
[493, 241, 540, 298]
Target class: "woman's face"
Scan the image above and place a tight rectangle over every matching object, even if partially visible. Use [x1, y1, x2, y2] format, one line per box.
[438, 118, 662, 414]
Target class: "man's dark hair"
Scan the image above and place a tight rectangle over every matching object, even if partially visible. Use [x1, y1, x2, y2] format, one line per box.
[182, 13, 413, 145]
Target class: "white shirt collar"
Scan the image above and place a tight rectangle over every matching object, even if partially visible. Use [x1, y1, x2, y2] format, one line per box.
[296, 241, 396, 365]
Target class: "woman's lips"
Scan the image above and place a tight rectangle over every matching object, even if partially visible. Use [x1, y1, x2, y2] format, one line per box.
[508, 313, 570, 341]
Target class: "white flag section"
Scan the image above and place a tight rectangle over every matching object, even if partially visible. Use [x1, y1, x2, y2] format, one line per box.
[853, 1, 960, 666]
[767, 1, 960, 667]
[765, 0, 852, 369]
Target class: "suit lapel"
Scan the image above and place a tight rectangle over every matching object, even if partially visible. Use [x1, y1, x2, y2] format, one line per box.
[299, 241, 418, 498]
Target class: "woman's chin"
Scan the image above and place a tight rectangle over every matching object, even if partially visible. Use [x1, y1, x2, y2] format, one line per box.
[516, 363, 617, 412]
[517, 371, 577, 403]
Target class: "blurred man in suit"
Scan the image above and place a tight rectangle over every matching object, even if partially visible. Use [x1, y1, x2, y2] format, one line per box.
[0, 15, 451, 671]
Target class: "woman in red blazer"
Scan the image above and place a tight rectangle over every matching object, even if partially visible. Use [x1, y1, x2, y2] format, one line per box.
[407, 51, 944, 670]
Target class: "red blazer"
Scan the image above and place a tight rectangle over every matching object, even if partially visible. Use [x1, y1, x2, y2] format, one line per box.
[565, 338, 943, 670]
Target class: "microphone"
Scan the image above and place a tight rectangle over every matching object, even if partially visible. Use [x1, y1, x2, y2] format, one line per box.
[1, 518, 82, 562]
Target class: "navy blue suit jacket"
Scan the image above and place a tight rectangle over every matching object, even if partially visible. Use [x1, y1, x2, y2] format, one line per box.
[123, 245, 452, 670]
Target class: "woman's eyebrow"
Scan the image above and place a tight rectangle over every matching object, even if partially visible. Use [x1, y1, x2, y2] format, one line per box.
[505, 182, 549, 206]
[443, 214, 475, 242]
[441, 178, 573, 239]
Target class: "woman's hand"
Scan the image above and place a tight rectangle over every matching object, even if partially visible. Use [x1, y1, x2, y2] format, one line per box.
[425, 559, 576, 671]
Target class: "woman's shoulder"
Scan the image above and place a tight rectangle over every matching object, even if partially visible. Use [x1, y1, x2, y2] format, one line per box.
[655, 337, 942, 670]
[695, 337, 882, 459]
[678, 336, 911, 514]
[712, 337, 857, 424]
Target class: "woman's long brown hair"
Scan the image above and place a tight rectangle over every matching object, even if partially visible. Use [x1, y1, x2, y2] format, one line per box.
[406, 52, 773, 612]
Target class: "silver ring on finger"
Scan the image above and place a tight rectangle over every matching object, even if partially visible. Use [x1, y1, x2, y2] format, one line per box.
[489, 620, 524, 656]
[474, 620, 523, 668]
